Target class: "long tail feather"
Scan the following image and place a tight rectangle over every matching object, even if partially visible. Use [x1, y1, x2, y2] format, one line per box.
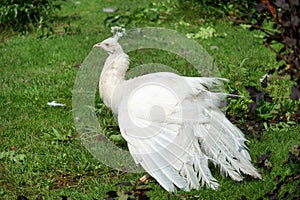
[195, 109, 261, 181]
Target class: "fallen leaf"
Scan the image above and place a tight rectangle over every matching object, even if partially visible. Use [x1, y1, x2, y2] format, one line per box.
[245, 86, 264, 103]
[256, 151, 272, 168]
[290, 85, 300, 100]
[260, 74, 269, 88]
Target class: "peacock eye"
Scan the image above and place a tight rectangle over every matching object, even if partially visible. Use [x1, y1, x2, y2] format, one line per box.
[105, 43, 109, 47]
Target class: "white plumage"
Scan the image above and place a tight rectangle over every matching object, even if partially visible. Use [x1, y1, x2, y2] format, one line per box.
[93, 34, 261, 192]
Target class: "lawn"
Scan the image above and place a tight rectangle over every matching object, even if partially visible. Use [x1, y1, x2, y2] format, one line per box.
[0, 0, 299, 199]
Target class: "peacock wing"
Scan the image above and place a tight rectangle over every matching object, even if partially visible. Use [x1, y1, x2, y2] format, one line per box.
[116, 77, 219, 192]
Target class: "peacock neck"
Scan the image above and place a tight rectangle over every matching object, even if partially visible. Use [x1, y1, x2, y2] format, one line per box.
[99, 50, 129, 110]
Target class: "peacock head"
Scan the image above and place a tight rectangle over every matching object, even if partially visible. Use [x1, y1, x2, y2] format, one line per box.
[94, 27, 125, 55]
[93, 37, 123, 55]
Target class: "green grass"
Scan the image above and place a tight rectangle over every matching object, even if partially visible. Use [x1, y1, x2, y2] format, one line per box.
[1, 0, 300, 199]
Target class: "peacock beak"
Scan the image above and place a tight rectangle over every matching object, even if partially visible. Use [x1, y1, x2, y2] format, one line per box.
[93, 43, 102, 48]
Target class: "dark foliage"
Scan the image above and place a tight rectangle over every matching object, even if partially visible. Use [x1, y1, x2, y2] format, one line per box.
[0, 0, 64, 31]
[251, 0, 300, 120]
[242, 145, 300, 200]
[226, 77, 274, 139]
[246, 76, 273, 114]
[262, 146, 300, 199]
[104, 181, 152, 200]
[284, 145, 300, 165]
[226, 74, 298, 139]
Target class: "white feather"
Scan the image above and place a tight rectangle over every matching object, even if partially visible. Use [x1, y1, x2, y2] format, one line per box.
[95, 36, 261, 193]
